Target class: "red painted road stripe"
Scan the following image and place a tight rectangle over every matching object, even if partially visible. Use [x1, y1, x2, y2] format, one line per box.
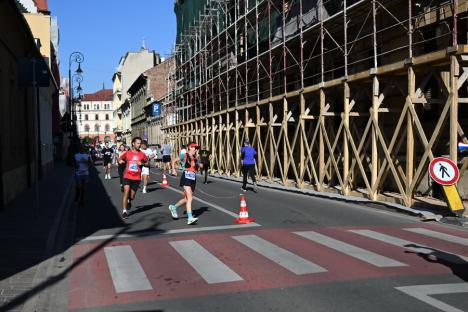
[68, 225, 468, 310]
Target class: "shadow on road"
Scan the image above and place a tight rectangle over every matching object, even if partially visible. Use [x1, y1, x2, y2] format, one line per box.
[131, 203, 163, 216]
[147, 186, 162, 193]
[404, 244, 468, 282]
[191, 206, 210, 218]
[0, 164, 169, 311]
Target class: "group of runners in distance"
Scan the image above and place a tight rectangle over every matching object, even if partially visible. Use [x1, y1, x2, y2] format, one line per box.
[72, 136, 258, 225]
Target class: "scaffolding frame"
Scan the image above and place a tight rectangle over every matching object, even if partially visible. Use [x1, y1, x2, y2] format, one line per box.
[165, 0, 468, 206]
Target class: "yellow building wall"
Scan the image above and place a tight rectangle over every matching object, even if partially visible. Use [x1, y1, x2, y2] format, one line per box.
[23, 13, 51, 64]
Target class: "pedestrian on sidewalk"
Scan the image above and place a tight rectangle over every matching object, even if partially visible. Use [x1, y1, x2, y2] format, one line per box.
[168, 142, 202, 225]
[73, 144, 93, 206]
[118, 137, 149, 218]
[140, 141, 155, 194]
[199, 145, 212, 184]
[241, 138, 258, 192]
[117, 144, 126, 192]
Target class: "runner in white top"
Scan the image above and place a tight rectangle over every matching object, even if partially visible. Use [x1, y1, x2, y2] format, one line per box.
[140, 141, 155, 194]
[73, 144, 93, 206]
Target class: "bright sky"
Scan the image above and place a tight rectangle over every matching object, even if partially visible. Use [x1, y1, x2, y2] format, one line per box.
[48, 0, 177, 94]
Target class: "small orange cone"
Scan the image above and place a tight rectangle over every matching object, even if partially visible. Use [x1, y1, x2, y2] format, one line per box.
[234, 194, 255, 224]
[160, 174, 169, 187]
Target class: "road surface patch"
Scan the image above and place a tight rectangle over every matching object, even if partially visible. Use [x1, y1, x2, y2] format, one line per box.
[69, 225, 468, 310]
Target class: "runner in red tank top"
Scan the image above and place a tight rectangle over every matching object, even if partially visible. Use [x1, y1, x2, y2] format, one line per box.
[118, 137, 148, 218]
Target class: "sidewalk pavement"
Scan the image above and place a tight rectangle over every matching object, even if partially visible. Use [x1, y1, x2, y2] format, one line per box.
[0, 162, 74, 312]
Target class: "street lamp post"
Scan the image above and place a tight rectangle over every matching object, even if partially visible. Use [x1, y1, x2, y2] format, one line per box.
[72, 73, 83, 136]
[68, 51, 84, 140]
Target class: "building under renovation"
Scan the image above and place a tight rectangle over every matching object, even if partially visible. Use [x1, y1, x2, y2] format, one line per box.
[165, 0, 468, 207]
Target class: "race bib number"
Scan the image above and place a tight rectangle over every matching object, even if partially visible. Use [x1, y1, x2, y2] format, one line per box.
[128, 162, 139, 172]
[184, 171, 196, 181]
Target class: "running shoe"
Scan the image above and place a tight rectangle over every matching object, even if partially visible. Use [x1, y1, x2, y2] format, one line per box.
[187, 217, 198, 225]
[122, 209, 129, 219]
[169, 205, 179, 219]
[142, 187, 147, 194]
[241, 187, 247, 192]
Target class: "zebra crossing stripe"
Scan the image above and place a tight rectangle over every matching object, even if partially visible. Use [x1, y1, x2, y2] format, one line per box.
[232, 235, 327, 275]
[403, 228, 468, 246]
[294, 231, 407, 267]
[104, 245, 153, 293]
[350, 230, 468, 264]
[170, 240, 243, 284]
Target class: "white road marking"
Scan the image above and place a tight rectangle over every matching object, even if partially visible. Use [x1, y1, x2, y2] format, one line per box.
[104, 245, 153, 293]
[170, 240, 243, 284]
[396, 283, 468, 312]
[294, 231, 407, 267]
[77, 223, 261, 243]
[350, 230, 468, 264]
[403, 228, 468, 246]
[232, 234, 327, 275]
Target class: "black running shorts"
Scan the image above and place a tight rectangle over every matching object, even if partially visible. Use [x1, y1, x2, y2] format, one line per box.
[123, 178, 140, 191]
[180, 171, 196, 192]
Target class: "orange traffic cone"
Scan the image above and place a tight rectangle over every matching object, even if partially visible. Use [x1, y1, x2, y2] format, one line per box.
[160, 174, 169, 187]
[234, 194, 255, 224]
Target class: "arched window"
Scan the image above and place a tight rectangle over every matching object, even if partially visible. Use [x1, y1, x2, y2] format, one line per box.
[95, 114, 99, 120]
[94, 124, 100, 132]
[84, 124, 90, 132]
[105, 124, 110, 132]
[105, 114, 109, 120]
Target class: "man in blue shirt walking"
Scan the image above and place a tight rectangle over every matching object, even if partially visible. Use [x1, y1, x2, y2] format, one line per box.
[240, 139, 258, 192]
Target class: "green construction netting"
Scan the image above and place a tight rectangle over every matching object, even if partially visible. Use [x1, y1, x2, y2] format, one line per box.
[175, 0, 210, 44]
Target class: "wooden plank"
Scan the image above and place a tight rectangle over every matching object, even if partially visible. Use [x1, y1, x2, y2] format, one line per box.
[408, 96, 450, 192]
[406, 66, 415, 206]
[371, 76, 379, 200]
[321, 123, 344, 188]
[450, 56, 459, 163]
[319, 89, 325, 191]
[371, 109, 407, 199]
[343, 82, 350, 195]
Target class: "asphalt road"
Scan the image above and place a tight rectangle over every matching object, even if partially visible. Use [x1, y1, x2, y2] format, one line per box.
[67, 164, 468, 312]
